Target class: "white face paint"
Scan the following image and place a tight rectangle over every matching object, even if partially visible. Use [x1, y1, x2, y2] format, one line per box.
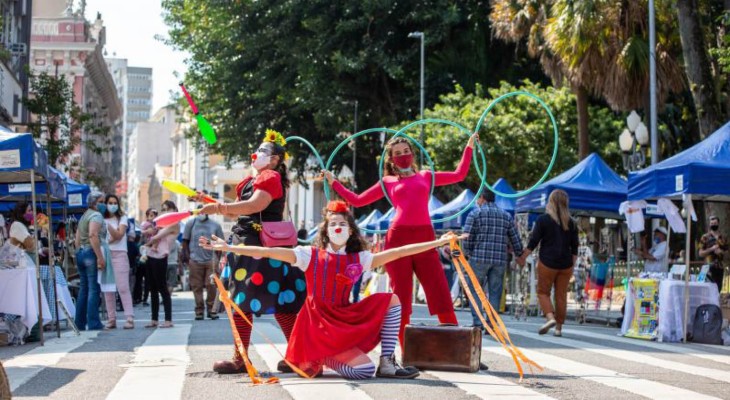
[252, 152, 271, 170]
[327, 216, 351, 247]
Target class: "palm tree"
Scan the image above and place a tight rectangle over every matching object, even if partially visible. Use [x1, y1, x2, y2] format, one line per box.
[490, 0, 686, 159]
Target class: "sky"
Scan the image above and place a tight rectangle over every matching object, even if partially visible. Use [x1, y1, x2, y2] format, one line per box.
[84, 0, 188, 112]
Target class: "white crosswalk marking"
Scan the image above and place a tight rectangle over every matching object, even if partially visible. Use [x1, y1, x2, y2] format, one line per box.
[508, 328, 730, 384]
[253, 320, 374, 400]
[4, 331, 99, 392]
[482, 339, 721, 400]
[562, 327, 730, 366]
[107, 324, 192, 400]
[391, 347, 554, 399]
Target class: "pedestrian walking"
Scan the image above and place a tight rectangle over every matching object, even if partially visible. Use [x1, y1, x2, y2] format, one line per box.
[517, 189, 578, 337]
[462, 189, 523, 330]
[181, 208, 224, 320]
[102, 194, 134, 329]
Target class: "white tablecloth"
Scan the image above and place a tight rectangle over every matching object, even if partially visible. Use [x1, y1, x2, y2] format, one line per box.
[0, 268, 52, 329]
[657, 280, 720, 342]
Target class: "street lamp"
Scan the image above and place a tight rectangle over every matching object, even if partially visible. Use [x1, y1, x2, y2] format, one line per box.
[620, 110, 649, 172]
[408, 31, 425, 167]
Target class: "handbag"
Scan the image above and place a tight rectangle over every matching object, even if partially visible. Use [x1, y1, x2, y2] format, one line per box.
[259, 212, 297, 247]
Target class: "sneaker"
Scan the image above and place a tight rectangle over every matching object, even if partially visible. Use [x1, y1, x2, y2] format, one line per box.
[208, 313, 219, 320]
[538, 319, 557, 335]
[376, 354, 419, 379]
[195, 315, 204, 321]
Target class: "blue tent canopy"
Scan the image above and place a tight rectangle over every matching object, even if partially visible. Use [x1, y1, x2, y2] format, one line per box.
[0, 131, 49, 183]
[0, 166, 66, 202]
[516, 153, 627, 217]
[358, 209, 383, 229]
[431, 189, 475, 229]
[628, 121, 730, 201]
[493, 178, 516, 214]
[428, 195, 444, 213]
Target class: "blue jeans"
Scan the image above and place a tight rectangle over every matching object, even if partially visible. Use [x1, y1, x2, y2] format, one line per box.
[75, 246, 103, 330]
[467, 262, 506, 328]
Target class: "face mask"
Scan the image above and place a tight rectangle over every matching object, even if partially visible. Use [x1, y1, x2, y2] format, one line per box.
[108, 204, 119, 214]
[710, 225, 719, 231]
[392, 154, 414, 171]
[197, 214, 208, 222]
[328, 226, 350, 247]
[654, 237, 661, 244]
[97, 203, 107, 215]
[23, 212, 34, 223]
[251, 152, 271, 170]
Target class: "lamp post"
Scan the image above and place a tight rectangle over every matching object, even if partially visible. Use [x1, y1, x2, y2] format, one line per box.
[619, 110, 650, 172]
[408, 31, 425, 167]
[619, 110, 650, 282]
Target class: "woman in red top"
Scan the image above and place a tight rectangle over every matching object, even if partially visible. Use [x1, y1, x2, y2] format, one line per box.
[324, 134, 477, 346]
[201, 201, 463, 379]
[197, 130, 306, 374]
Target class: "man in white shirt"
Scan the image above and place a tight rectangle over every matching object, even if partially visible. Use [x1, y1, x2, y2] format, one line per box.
[635, 226, 669, 273]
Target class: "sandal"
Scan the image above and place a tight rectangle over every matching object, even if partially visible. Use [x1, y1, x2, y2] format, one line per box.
[123, 318, 135, 330]
[159, 321, 174, 329]
[104, 320, 117, 330]
[145, 321, 158, 328]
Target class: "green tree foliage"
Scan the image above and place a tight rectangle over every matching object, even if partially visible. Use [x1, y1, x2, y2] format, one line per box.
[400, 80, 623, 199]
[161, 0, 547, 187]
[23, 72, 111, 179]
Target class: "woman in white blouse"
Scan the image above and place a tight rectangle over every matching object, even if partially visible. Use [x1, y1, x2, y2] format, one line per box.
[102, 194, 134, 329]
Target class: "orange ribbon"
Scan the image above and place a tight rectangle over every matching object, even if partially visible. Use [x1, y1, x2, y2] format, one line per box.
[449, 239, 542, 381]
[212, 275, 314, 384]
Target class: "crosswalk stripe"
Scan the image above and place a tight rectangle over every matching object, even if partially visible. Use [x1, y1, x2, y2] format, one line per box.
[561, 327, 730, 366]
[107, 324, 192, 400]
[253, 320, 373, 400]
[389, 347, 554, 399]
[508, 328, 730, 384]
[5, 331, 99, 392]
[482, 339, 721, 400]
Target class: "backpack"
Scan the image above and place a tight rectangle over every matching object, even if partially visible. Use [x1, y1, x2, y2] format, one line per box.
[690, 304, 723, 345]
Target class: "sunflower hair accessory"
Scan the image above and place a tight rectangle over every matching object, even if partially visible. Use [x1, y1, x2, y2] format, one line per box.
[263, 129, 289, 159]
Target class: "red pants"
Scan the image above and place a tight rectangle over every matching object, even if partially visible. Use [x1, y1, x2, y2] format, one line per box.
[385, 225, 457, 346]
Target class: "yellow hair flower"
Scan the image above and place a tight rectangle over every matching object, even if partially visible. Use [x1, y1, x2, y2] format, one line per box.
[264, 129, 287, 146]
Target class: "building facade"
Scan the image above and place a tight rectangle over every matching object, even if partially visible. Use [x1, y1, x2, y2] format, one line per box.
[0, 0, 33, 128]
[30, 0, 121, 190]
[127, 106, 175, 220]
[106, 57, 152, 196]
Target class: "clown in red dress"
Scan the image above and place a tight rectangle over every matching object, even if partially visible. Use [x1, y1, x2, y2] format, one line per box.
[201, 201, 462, 379]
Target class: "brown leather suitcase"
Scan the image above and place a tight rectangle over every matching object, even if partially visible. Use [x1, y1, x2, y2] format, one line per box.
[402, 325, 482, 372]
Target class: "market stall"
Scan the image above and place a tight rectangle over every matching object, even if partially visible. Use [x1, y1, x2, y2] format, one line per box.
[628, 120, 730, 343]
[0, 131, 53, 345]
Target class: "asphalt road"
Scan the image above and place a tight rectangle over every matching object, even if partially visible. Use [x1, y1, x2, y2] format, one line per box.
[3, 291, 730, 400]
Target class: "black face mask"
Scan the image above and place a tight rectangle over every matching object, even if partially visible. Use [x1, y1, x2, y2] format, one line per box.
[710, 225, 719, 231]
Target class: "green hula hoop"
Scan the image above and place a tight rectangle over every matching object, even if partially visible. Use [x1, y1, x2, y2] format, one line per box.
[474, 90, 559, 199]
[286, 136, 326, 243]
[379, 118, 488, 225]
[325, 128, 437, 234]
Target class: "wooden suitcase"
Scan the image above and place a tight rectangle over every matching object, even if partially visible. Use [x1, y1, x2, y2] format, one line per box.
[402, 325, 482, 372]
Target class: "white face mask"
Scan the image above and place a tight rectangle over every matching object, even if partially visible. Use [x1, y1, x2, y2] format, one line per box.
[251, 152, 271, 170]
[328, 226, 350, 247]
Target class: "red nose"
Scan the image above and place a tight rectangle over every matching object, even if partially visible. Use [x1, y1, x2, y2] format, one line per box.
[251, 153, 258, 160]
[335, 228, 342, 234]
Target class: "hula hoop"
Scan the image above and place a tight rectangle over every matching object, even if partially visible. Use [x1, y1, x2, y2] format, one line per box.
[325, 128, 437, 234]
[378, 118, 489, 225]
[474, 90, 559, 198]
[286, 136, 326, 244]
